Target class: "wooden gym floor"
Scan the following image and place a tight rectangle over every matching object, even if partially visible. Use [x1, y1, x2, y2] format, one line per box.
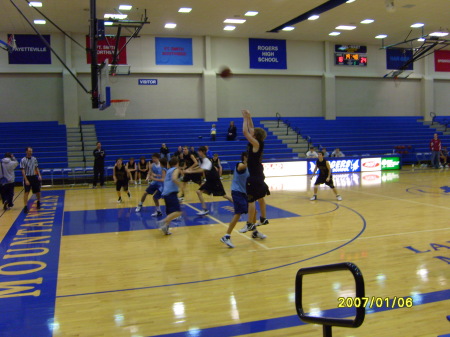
[0, 166, 449, 337]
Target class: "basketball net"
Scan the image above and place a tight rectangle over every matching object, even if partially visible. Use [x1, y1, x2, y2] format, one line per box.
[110, 99, 130, 117]
[8, 34, 17, 50]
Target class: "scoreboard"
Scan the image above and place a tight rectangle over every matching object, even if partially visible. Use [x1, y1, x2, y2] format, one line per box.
[335, 45, 367, 66]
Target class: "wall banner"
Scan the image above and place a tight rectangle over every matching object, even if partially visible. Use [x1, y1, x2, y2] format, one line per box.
[155, 37, 193, 65]
[249, 38, 287, 69]
[8, 34, 51, 64]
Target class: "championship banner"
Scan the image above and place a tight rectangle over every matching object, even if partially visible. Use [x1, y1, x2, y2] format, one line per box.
[249, 38, 287, 69]
[386, 48, 413, 70]
[8, 34, 51, 64]
[155, 37, 193, 65]
[434, 50, 450, 72]
[86, 36, 128, 64]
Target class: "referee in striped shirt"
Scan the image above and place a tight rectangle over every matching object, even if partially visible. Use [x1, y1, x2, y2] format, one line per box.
[20, 147, 41, 214]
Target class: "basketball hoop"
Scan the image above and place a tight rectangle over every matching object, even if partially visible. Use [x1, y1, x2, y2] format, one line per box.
[110, 99, 130, 117]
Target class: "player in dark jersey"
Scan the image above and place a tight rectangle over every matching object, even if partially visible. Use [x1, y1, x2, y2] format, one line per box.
[179, 146, 202, 200]
[238, 110, 269, 239]
[183, 146, 232, 215]
[310, 152, 342, 201]
[113, 158, 133, 203]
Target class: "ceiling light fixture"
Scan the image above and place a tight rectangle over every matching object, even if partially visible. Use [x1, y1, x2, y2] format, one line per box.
[29, 2, 42, 7]
[429, 31, 448, 37]
[329, 32, 341, 36]
[178, 7, 192, 13]
[361, 19, 374, 24]
[375, 34, 388, 39]
[245, 11, 258, 16]
[118, 5, 132, 10]
[417, 38, 425, 42]
[335, 25, 356, 30]
[165, 23, 177, 29]
[224, 25, 236, 31]
[224, 19, 246, 24]
[34, 19, 46, 24]
[346, 0, 356, 3]
[410, 23, 424, 28]
[282, 26, 295, 31]
[308, 15, 320, 20]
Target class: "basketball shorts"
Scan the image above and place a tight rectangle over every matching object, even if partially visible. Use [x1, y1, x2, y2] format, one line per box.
[146, 184, 162, 199]
[163, 192, 181, 215]
[199, 179, 226, 196]
[24, 175, 41, 194]
[314, 175, 335, 188]
[231, 190, 248, 215]
[246, 175, 270, 203]
[182, 173, 202, 184]
[116, 180, 129, 191]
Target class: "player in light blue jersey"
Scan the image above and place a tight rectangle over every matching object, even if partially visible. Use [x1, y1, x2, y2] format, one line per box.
[159, 157, 182, 235]
[135, 154, 167, 216]
[220, 152, 254, 248]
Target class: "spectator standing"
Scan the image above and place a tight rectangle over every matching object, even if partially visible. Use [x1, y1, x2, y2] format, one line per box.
[93, 142, 106, 187]
[227, 121, 237, 141]
[430, 133, 442, 169]
[210, 124, 217, 141]
[0, 152, 18, 210]
[20, 147, 42, 214]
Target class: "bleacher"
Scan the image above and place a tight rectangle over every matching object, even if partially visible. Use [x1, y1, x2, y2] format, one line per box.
[2, 116, 448, 186]
[83, 118, 297, 171]
[283, 116, 450, 163]
[0, 122, 68, 183]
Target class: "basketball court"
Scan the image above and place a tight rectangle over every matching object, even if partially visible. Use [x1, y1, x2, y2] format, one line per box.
[1, 167, 449, 337]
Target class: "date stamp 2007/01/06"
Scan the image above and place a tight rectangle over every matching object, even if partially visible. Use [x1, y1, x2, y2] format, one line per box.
[338, 297, 413, 309]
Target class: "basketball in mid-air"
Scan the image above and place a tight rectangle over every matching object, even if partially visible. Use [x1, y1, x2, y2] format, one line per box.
[219, 67, 232, 78]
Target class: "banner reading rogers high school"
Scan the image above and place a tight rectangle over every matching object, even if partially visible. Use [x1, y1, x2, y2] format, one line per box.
[249, 38, 287, 69]
[434, 50, 450, 72]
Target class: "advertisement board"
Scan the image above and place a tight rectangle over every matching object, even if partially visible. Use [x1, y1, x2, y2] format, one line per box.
[307, 158, 360, 175]
[361, 157, 382, 172]
[262, 161, 307, 177]
[381, 157, 401, 170]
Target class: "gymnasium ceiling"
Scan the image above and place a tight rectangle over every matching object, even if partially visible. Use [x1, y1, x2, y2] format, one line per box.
[1, 0, 449, 47]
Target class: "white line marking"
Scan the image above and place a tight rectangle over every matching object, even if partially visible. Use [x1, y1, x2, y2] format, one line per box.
[345, 189, 450, 210]
[183, 203, 269, 249]
[256, 227, 450, 251]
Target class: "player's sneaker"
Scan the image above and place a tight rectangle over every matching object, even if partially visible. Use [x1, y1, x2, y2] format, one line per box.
[23, 206, 28, 214]
[310, 195, 317, 201]
[196, 209, 209, 216]
[158, 221, 171, 235]
[3, 201, 8, 211]
[127, 191, 131, 198]
[178, 194, 184, 201]
[252, 231, 267, 239]
[151, 211, 163, 217]
[256, 218, 269, 226]
[239, 222, 256, 233]
[135, 205, 142, 212]
[220, 235, 235, 248]
[117, 197, 122, 203]
[336, 195, 342, 201]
